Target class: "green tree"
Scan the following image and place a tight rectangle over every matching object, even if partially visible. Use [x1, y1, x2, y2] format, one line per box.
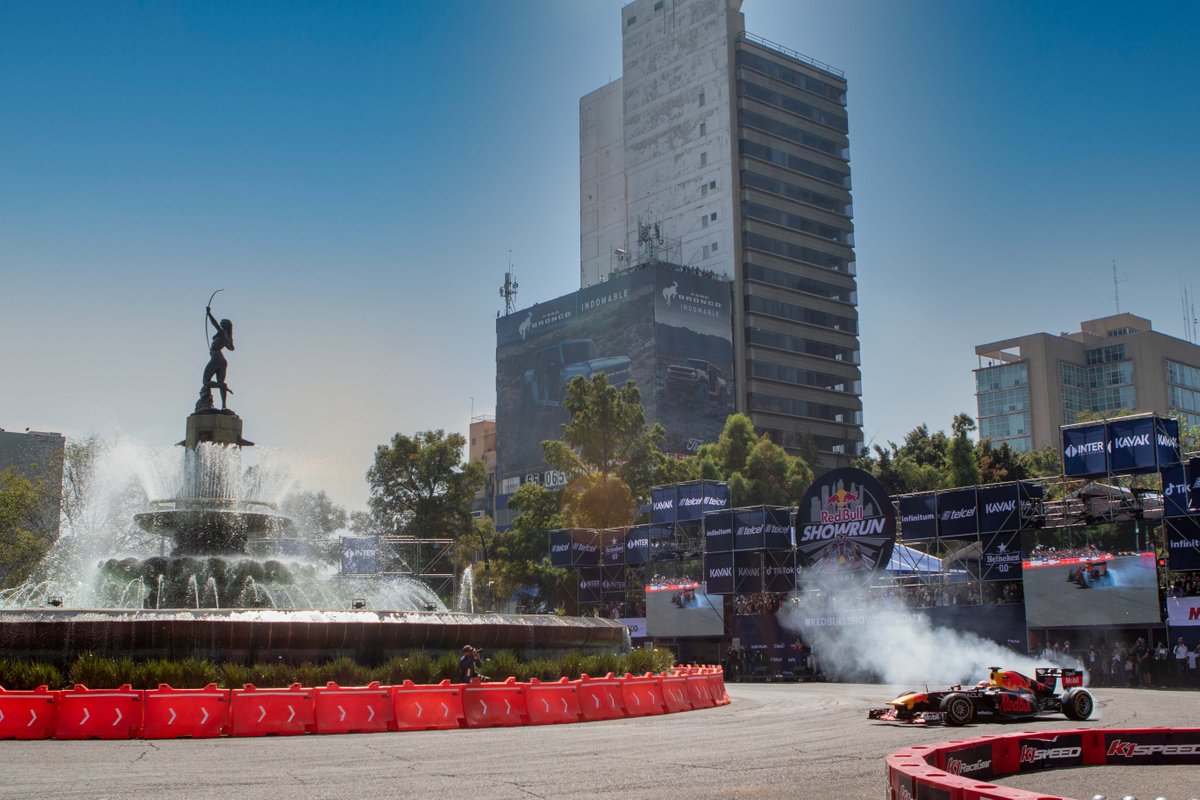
[690, 413, 813, 505]
[478, 482, 571, 612]
[281, 490, 348, 564]
[366, 430, 485, 545]
[945, 413, 982, 487]
[0, 468, 52, 589]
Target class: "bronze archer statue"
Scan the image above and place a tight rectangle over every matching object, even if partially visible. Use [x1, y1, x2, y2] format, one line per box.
[196, 291, 235, 412]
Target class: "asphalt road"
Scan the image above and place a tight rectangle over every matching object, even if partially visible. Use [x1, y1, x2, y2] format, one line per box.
[0, 683, 1194, 800]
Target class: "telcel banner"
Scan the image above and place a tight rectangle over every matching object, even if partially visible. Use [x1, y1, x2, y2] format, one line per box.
[676, 480, 728, 523]
[937, 488, 978, 538]
[795, 467, 896, 589]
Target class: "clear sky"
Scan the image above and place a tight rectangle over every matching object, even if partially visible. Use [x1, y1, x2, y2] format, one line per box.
[2, 1, 1198, 513]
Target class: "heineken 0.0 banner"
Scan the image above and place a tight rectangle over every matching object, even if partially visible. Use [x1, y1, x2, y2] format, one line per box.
[796, 467, 896, 589]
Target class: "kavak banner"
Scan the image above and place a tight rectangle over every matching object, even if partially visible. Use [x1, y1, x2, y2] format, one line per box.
[978, 484, 1020, 534]
[1062, 423, 1107, 477]
[703, 509, 734, 554]
[937, 487, 979, 538]
[1107, 416, 1158, 475]
[734, 551, 763, 594]
[898, 493, 937, 541]
[1155, 416, 1181, 468]
[704, 550, 735, 595]
[651, 485, 677, 525]
[796, 467, 896, 589]
[981, 531, 1023, 581]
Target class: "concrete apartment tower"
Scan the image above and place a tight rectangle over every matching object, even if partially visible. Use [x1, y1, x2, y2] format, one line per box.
[581, 0, 863, 464]
[974, 313, 1200, 452]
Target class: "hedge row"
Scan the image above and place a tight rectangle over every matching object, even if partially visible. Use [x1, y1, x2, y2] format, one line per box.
[0, 648, 676, 691]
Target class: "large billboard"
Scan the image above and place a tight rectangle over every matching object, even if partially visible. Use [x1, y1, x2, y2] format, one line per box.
[495, 264, 733, 498]
[795, 467, 897, 589]
[645, 581, 724, 637]
[1021, 522, 1161, 628]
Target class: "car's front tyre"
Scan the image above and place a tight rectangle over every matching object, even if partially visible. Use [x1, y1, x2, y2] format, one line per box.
[940, 692, 975, 726]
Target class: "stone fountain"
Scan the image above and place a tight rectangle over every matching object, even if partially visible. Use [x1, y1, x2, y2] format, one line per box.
[0, 298, 625, 665]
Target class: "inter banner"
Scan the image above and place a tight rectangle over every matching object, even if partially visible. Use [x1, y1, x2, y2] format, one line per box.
[898, 494, 937, 541]
[577, 567, 602, 604]
[1166, 517, 1200, 572]
[795, 467, 896, 589]
[981, 531, 1023, 581]
[705, 550, 735, 595]
[625, 525, 650, 565]
[703, 509, 734, 553]
[937, 487, 978, 538]
[1062, 423, 1107, 477]
[601, 566, 626, 602]
[340, 537, 378, 575]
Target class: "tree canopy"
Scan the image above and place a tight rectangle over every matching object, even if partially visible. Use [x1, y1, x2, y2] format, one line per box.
[0, 468, 52, 589]
[366, 430, 485, 541]
[686, 413, 814, 506]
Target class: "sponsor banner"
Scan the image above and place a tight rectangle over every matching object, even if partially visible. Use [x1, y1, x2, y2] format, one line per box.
[651, 484, 677, 525]
[898, 493, 937, 541]
[549, 529, 572, 567]
[1156, 416, 1182, 468]
[978, 484, 1020, 534]
[602, 529, 626, 566]
[795, 468, 897, 590]
[577, 567, 602, 604]
[763, 550, 798, 593]
[1016, 733, 1084, 772]
[732, 614, 802, 670]
[1062, 423, 1107, 477]
[340, 537, 378, 575]
[763, 506, 792, 551]
[1192, 457, 1200, 512]
[616, 617, 648, 640]
[1107, 416, 1158, 474]
[734, 551, 763, 594]
[601, 565, 626, 602]
[703, 509, 734, 554]
[937, 487, 978, 538]
[1104, 730, 1200, 764]
[940, 742, 995, 780]
[1163, 463, 1191, 518]
[676, 481, 707, 523]
[982, 530, 1023, 581]
[733, 507, 766, 551]
[625, 524, 651, 565]
[704, 551, 735, 595]
[570, 529, 601, 567]
[1167, 517, 1200, 572]
[1168, 595, 1200, 627]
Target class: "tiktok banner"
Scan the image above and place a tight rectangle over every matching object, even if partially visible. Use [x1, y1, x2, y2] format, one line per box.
[795, 467, 896, 590]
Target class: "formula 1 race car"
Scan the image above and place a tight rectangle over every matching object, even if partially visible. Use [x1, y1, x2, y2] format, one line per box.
[868, 667, 1094, 726]
[1066, 560, 1113, 588]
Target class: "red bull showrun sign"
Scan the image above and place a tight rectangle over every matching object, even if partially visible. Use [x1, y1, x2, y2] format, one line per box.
[796, 467, 896, 589]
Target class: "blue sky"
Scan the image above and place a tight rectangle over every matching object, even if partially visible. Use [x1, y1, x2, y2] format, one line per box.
[2, 1, 1198, 511]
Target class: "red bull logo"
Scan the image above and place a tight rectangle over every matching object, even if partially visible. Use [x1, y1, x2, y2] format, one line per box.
[822, 489, 864, 524]
[999, 695, 1032, 713]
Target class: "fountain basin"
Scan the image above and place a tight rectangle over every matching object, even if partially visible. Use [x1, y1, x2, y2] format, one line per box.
[0, 609, 628, 667]
[134, 508, 295, 555]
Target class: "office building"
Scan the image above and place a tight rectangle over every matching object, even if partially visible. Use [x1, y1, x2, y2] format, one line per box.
[975, 313, 1200, 452]
[580, 0, 863, 465]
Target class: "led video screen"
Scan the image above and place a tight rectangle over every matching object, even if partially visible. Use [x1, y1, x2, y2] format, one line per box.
[645, 582, 724, 637]
[1021, 522, 1160, 628]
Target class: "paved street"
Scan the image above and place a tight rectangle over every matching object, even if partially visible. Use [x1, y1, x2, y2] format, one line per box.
[0, 683, 1194, 800]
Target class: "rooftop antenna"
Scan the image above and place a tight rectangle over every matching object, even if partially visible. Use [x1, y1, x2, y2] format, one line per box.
[1111, 260, 1127, 314]
[499, 251, 518, 315]
[1184, 280, 1198, 343]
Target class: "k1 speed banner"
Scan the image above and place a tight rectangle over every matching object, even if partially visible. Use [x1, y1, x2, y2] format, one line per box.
[898, 494, 936, 541]
[981, 531, 1023, 581]
[796, 467, 896, 589]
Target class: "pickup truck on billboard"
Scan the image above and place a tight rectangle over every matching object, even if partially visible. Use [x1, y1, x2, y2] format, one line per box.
[665, 358, 729, 403]
[523, 339, 631, 407]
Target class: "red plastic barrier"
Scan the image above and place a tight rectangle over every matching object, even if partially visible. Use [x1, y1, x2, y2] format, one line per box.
[143, 684, 230, 739]
[620, 673, 665, 717]
[391, 680, 465, 731]
[706, 668, 730, 706]
[658, 674, 692, 713]
[685, 673, 716, 709]
[575, 674, 626, 721]
[0, 685, 58, 740]
[525, 678, 583, 725]
[313, 681, 393, 734]
[229, 683, 315, 736]
[56, 684, 143, 740]
[463, 677, 529, 728]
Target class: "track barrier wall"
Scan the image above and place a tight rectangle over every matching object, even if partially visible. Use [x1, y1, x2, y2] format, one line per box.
[0, 666, 729, 741]
[886, 727, 1200, 800]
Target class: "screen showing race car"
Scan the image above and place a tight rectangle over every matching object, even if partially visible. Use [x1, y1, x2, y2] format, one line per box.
[645, 581, 724, 637]
[1021, 521, 1161, 628]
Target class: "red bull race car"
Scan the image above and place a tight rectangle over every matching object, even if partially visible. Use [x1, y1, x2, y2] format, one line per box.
[1066, 559, 1113, 588]
[868, 667, 1094, 726]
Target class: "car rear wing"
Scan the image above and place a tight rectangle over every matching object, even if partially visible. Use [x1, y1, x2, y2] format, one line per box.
[1035, 667, 1084, 690]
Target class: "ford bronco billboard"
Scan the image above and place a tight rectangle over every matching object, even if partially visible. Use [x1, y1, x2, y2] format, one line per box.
[496, 263, 734, 500]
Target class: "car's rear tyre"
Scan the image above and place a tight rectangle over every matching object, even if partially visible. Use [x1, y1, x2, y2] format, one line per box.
[1062, 688, 1094, 721]
[940, 692, 975, 726]
[1079, 569, 1092, 588]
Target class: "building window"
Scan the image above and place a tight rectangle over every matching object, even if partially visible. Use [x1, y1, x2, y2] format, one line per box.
[1084, 344, 1125, 365]
[711, 241, 718, 252]
[699, 122, 706, 136]
[654, 1, 663, 10]
[710, 212, 717, 221]
[701, 215, 708, 228]
[627, 15, 636, 26]
[699, 91, 705, 106]
[701, 184, 708, 197]
[709, 180, 717, 190]
[700, 152, 707, 167]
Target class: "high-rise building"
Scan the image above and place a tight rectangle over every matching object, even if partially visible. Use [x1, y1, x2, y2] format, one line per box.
[580, 0, 863, 466]
[974, 313, 1200, 452]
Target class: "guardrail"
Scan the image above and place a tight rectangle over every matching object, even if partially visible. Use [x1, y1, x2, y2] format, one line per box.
[0, 666, 729, 740]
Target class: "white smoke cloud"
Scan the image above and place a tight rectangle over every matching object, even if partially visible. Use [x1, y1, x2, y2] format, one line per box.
[776, 589, 1081, 687]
